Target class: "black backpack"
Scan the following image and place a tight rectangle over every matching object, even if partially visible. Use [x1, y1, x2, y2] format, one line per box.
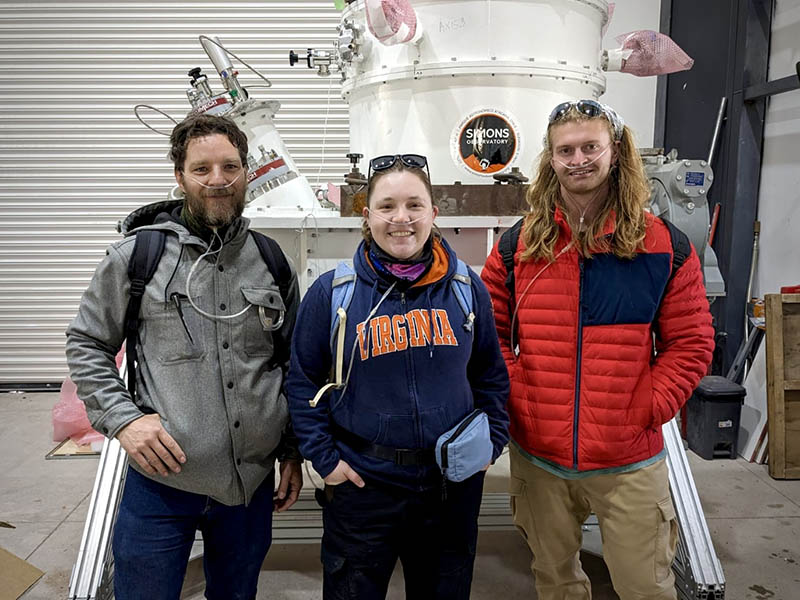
[497, 217, 692, 350]
[124, 229, 292, 402]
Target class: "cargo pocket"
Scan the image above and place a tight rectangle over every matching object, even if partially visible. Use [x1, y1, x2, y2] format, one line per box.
[509, 475, 530, 542]
[655, 496, 678, 582]
[321, 545, 351, 597]
[241, 287, 284, 357]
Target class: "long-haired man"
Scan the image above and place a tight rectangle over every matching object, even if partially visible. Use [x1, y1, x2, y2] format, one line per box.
[481, 100, 714, 600]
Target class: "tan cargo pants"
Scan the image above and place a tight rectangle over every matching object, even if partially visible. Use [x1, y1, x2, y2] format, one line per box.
[509, 445, 678, 600]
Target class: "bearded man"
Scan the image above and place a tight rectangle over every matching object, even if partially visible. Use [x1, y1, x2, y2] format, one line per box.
[481, 101, 714, 600]
[66, 114, 302, 600]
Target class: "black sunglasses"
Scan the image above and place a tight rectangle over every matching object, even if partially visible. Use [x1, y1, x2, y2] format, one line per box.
[368, 154, 430, 180]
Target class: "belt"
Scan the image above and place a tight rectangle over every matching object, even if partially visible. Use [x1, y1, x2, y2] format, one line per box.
[330, 421, 436, 467]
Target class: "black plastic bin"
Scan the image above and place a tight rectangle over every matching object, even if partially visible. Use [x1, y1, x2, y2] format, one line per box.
[686, 375, 746, 459]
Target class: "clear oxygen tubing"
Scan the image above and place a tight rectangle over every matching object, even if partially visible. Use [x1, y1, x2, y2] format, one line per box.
[184, 229, 253, 321]
[509, 240, 575, 359]
[337, 282, 397, 402]
[186, 170, 244, 189]
[559, 183, 609, 232]
[551, 143, 611, 171]
[365, 208, 433, 225]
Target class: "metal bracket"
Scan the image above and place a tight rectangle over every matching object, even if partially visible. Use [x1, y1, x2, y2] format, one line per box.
[743, 61, 800, 101]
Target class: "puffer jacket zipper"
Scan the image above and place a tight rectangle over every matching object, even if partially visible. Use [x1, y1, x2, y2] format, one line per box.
[573, 257, 585, 469]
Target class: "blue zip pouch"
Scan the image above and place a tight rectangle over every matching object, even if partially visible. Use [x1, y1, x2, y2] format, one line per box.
[435, 409, 493, 482]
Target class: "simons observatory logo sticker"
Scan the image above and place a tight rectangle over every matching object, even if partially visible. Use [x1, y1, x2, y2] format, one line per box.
[451, 109, 520, 176]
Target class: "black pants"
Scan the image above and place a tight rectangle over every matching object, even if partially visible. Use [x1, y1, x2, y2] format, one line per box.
[320, 472, 485, 600]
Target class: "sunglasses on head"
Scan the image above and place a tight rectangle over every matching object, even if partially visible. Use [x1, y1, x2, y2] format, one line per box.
[548, 100, 623, 140]
[368, 154, 430, 180]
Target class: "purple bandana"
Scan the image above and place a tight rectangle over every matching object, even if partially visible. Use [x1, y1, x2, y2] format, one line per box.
[384, 262, 428, 280]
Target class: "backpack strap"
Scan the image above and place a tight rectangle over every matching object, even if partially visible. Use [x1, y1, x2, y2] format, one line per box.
[451, 259, 475, 333]
[309, 262, 356, 408]
[249, 230, 293, 369]
[498, 218, 523, 349]
[125, 229, 166, 403]
[660, 218, 692, 285]
[249, 230, 292, 304]
[330, 262, 357, 349]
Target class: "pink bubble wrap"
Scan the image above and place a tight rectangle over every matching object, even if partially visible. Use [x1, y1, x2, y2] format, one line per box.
[601, 3, 615, 38]
[366, 0, 417, 45]
[616, 30, 694, 77]
[52, 377, 95, 443]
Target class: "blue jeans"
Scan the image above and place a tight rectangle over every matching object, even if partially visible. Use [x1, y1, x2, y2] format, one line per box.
[112, 467, 274, 600]
[320, 472, 485, 600]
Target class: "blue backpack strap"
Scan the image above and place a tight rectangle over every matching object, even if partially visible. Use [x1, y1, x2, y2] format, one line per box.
[330, 261, 356, 349]
[125, 229, 166, 403]
[451, 259, 475, 333]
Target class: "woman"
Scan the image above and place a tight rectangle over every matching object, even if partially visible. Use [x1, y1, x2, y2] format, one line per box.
[287, 153, 510, 600]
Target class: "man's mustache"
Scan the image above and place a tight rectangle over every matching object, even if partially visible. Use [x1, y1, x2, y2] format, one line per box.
[203, 189, 234, 197]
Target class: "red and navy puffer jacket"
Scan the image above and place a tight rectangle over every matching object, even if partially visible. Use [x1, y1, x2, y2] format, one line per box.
[481, 207, 714, 470]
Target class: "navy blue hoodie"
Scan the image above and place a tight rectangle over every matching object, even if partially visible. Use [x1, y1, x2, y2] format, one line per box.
[287, 237, 510, 491]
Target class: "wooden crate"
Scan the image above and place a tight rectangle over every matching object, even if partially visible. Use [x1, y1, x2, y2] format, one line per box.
[766, 293, 800, 479]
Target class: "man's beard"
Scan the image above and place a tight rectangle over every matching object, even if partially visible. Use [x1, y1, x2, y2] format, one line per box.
[184, 186, 246, 228]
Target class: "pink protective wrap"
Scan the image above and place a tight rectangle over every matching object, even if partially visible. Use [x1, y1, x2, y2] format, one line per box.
[52, 377, 103, 444]
[52, 349, 123, 446]
[365, 0, 418, 46]
[601, 3, 615, 38]
[615, 30, 694, 76]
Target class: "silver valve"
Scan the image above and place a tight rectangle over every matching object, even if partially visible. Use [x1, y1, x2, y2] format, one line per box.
[289, 48, 334, 77]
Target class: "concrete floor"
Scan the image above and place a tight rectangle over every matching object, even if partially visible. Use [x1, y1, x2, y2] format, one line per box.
[1, 392, 799, 600]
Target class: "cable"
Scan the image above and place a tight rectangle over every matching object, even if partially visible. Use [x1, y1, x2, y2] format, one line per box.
[337, 282, 397, 402]
[185, 230, 252, 321]
[315, 75, 335, 187]
[134, 104, 178, 136]
[510, 241, 574, 357]
[198, 35, 272, 88]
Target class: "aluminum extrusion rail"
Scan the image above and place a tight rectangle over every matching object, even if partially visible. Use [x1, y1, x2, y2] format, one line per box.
[67, 361, 130, 600]
[67, 437, 127, 600]
[664, 419, 726, 599]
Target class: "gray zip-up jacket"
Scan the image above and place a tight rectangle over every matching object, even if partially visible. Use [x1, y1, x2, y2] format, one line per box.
[65, 201, 299, 506]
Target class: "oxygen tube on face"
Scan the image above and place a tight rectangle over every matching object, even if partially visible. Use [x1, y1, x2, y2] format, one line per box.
[186, 170, 244, 189]
[551, 144, 612, 171]
[365, 208, 432, 225]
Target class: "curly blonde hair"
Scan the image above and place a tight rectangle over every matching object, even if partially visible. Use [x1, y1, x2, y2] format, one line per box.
[520, 109, 650, 262]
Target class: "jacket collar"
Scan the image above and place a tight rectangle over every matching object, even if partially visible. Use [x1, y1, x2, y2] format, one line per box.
[354, 236, 455, 290]
[119, 199, 249, 248]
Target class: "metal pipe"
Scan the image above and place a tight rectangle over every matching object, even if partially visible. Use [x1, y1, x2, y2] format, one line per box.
[707, 96, 728, 166]
[742, 220, 760, 379]
[744, 220, 761, 333]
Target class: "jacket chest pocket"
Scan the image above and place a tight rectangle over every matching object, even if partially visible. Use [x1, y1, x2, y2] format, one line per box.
[143, 296, 206, 364]
[241, 287, 285, 357]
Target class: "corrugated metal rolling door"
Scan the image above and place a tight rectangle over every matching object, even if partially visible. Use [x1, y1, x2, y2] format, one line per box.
[0, 1, 349, 385]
